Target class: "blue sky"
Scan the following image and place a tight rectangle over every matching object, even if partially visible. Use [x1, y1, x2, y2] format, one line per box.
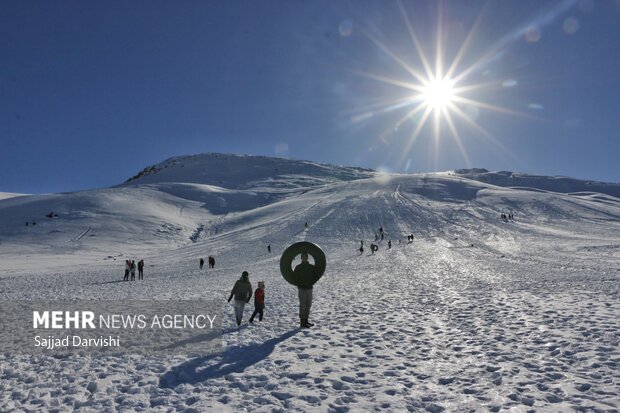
[1, 0, 620, 193]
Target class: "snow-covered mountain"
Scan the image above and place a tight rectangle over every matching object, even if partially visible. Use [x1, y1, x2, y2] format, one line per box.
[0, 154, 619, 275]
[123, 153, 374, 189]
[1, 154, 619, 412]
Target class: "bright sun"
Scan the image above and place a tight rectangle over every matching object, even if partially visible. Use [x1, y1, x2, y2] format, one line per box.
[354, 1, 529, 169]
[422, 77, 456, 111]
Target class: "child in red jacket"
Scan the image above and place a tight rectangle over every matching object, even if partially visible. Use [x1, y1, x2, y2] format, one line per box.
[249, 281, 265, 323]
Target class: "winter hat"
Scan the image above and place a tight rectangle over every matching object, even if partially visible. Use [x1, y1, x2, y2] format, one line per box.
[242, 271, 249, 278]
[258, 281, 265, 288]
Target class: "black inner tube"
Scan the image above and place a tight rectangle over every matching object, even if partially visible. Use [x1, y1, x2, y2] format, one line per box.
[279, 241, 326, 287]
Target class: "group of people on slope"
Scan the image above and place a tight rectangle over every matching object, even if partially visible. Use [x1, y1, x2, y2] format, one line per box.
[227, 252, 316, 328]
[199, 256, 216, 270]
[501, 213, 514, 221]
[123, 259, 144, 281]
[360, 231, 414, 255]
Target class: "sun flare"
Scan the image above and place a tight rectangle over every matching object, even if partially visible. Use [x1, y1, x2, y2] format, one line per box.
[353, 0, 535, 169]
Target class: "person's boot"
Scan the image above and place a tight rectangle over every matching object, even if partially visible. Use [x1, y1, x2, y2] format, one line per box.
[300, 318, 309, 328]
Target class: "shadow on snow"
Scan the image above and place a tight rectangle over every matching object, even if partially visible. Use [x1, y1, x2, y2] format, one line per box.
[159, 328, 300, 388]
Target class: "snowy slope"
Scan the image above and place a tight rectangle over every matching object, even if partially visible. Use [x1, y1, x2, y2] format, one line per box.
[0, 192, 26, 200]
[0, 154, 619, 412]
[454, 168, 620, 198]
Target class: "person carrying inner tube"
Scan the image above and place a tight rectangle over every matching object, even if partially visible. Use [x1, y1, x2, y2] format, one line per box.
[295, 252, 316, 328]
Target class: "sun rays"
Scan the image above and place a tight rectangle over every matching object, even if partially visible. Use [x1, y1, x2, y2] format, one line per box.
[352, 0, 537, 170]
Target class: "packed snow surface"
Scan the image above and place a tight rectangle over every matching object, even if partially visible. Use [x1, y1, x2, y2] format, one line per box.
[0, 154, 619, 412]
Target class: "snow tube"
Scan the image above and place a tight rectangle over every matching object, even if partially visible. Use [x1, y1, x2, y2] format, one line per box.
[280, 241, 326, 287]
[371, 244, 378, 252]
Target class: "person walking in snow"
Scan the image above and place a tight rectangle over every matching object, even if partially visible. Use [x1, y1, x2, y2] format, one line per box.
[199, 258, 204, 270]
[208, 256, 215, 269]
[388, 240, 392, 249]
[123, 260, 130, 281]
[130, 260, 136, 281]
[305, 222, 308, 229]
[267, 244, 271, 254]
[137, 259, 144, 280]
[294, 252, 316, 328]
[249, 281, 265, 323]
[359, 240, 364, 255]
[227, 271, 253, 326]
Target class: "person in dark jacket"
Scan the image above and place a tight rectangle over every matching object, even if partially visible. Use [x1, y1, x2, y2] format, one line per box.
[199, 258, 204, 270]
[123, 260, 130, 281]
[208, 256, 215, 269]
[249, 281, 265, 323]
[227, 271, 253, 326]
[294, 252, 316, 328]
[138, 259, 144, 280]
[130, 260, 136, 281]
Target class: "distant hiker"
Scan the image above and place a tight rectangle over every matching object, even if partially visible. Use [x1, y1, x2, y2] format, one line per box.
[380, 232, 384, 241]
[360, 240, 364, 248]
[398, 239, 401, 244]
[294, 252, 316, 328]
[130, 260, 136, 281]
[138, 259, 144, 280]
[227, 271, 253, 326]
[305, 222, 308, 229]
[208, 256, 215, 269]
[379, 226, 383, 235]
[267, 244, 271, 254]
[359, 246, 364, 255]
[199, 258, 204, 270]
[359, 240, 364, 255]
[388, 240, 392, 249]
[249, 281, 265, 323]
[123, 260, 130, 281]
